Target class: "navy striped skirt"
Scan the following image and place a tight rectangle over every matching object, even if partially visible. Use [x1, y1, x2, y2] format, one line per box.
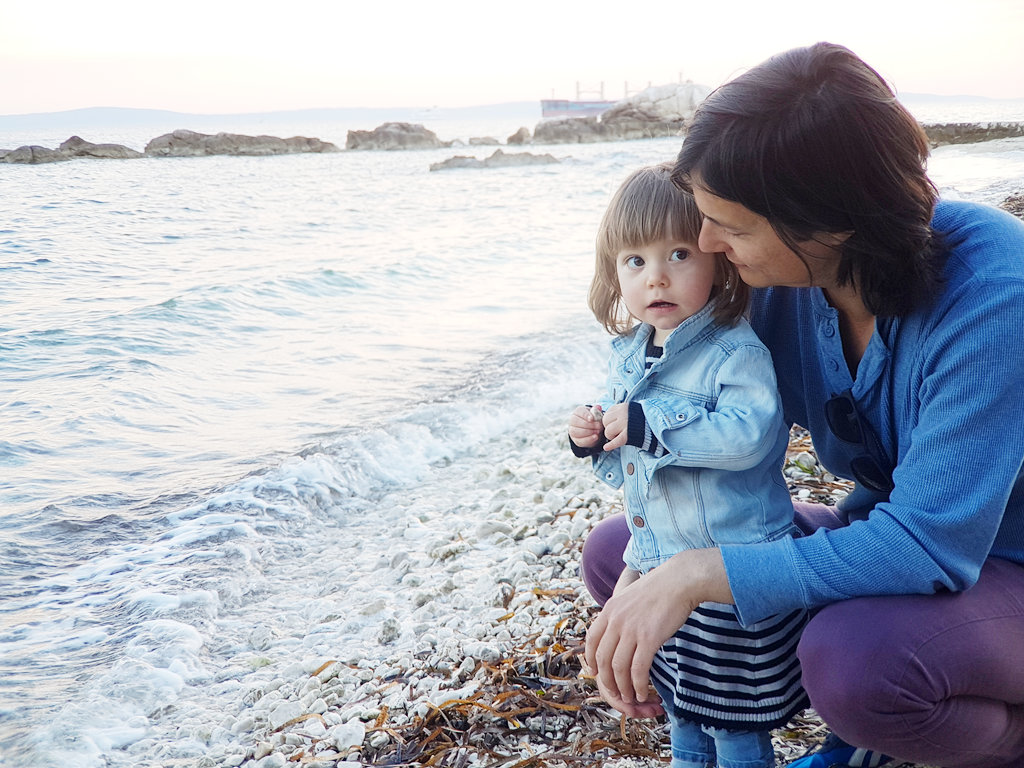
[650, 602, 809, 731]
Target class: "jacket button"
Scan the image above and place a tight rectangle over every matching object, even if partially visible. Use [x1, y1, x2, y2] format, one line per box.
[632, 515, 645, 528]
[626, 463, 635, 475]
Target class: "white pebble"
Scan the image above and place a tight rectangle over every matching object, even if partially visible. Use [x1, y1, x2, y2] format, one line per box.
[268, 701, 303, 730]
[318, 662, 342, 683]
[304, 719, 328, 738]
[795, 451, 817, 469]
[265, 677, 289, 693]
[254, 742, 274, 760]
[329, 720, 365, 751]
[476, 520, 513, 537]
[255, 754, 287, 768]
[570, 515, 591, 538]
[308, 697, 328, 715]
[543, 490, 565, 512]
[524, 539, 549, 558]
[548, 531, 570, 550]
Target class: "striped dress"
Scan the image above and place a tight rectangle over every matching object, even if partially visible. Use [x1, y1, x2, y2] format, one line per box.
[634, 339, 808, 730]
[650, 602, 808, 730]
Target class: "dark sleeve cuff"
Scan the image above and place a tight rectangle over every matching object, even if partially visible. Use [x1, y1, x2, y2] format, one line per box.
[569, 437, 600, 458]
[626, 402, 648, 448]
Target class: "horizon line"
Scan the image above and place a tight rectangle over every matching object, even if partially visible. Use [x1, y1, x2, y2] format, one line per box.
[5, 91, 1024, 121]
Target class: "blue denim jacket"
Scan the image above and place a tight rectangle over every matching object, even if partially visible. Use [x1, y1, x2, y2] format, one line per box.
[592, 302, 795, 573]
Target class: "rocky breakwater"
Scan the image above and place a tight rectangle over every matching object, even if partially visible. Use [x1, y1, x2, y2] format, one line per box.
[429, 148, 559, 171]
[144, 129, 339, 157]
[0, 135, 144, 163]
[345, 122, 448, 150]
[532, 81, 711, 145]
[1, 130, 339, 164]
[922, 122, 1024, 147]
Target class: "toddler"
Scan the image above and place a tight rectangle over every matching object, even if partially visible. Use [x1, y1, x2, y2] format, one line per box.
[569, 163, 807, 768]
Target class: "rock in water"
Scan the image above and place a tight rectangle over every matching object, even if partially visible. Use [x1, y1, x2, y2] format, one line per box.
[345, 122, 445, 150]
[429, 149, 559, 171]
[59, 135, 144, 159]
[144, 129, 339, 157]
[922, 121, 1024, 147]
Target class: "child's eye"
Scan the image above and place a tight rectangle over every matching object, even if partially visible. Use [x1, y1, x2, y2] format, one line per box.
[625, 255, 645, 268]
[670, 249, 690, 261]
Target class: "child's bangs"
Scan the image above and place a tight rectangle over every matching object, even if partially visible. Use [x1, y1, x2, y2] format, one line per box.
[601, 178, 699, 256]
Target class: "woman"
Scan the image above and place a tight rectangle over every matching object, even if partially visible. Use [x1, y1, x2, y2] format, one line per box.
[581, 43, 1024, 768]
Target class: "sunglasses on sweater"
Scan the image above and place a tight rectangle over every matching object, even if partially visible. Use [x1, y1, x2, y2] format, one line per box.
[824, 390, 895, 494]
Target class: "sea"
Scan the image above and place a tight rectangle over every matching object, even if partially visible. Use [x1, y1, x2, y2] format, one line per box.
[2, 95, 1024, 768]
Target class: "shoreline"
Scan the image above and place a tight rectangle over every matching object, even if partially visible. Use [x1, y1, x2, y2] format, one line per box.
[196, 420, 933, 768]
[4, 120, 1024, 165]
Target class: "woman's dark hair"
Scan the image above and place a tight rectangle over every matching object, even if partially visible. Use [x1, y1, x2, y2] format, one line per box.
[672, 42, 943, 316]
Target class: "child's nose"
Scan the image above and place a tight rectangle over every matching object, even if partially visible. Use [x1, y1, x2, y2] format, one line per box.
[647, 266, 668, 286]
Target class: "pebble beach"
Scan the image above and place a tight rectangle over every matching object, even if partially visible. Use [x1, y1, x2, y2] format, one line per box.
[169, 419, 934, 768]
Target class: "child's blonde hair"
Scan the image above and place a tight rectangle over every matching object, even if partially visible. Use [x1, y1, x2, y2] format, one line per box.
[589, 162, 748, 335]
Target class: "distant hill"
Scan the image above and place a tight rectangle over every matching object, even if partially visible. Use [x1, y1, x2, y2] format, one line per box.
[4, 95, 1021, 149]
[900, 92, 1024, 103]
[0, 103, 541, 132]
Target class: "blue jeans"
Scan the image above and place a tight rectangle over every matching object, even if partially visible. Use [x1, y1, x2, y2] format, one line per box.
[651, 676, 775, 768]
[664, 710, 775, 768]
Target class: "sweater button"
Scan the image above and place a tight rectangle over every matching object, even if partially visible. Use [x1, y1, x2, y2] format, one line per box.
[632, 515, 645, 528]
[626, 463, 635, 475]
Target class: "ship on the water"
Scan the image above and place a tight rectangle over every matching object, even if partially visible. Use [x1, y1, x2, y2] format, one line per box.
[541, 80, 650, 118]
[540, 98, 616, 118]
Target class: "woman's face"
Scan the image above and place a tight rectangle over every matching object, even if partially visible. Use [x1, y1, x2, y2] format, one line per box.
[691, 182, 841, 289]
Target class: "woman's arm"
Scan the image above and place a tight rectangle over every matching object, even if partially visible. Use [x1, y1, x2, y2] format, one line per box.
[584, 547, 733, 717]
[731, 210, 1024, 623]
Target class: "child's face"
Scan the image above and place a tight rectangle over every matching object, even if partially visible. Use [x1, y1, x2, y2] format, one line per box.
[616, 237, 717, 346]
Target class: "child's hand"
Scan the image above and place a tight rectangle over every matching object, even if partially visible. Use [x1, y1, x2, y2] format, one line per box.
[602, 403, 629, 450]
[569, 405, 604, 448]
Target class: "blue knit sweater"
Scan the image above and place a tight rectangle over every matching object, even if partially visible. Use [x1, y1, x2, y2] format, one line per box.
[722, 199, 1024, 625]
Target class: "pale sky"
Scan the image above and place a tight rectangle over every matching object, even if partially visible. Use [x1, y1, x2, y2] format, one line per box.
[2, 0, 1022, 115]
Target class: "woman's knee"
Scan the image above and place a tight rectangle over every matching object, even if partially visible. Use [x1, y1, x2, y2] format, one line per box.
[797, 599, 900, 740]
[580, 514, 629, 606]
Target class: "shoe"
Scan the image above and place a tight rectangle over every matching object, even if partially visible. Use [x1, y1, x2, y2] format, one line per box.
[786, 732, 892, 767]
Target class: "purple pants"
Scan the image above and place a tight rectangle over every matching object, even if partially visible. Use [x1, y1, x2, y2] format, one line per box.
[580, 505, 1024, 768]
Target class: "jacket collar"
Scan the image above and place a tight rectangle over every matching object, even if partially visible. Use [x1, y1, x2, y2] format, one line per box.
[612, 300, 718, 357]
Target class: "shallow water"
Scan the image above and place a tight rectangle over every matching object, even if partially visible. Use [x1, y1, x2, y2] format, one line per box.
[1, 100, 1023, 767]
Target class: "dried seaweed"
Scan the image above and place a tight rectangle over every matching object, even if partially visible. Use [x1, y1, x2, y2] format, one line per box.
[288, 429, 936, 767]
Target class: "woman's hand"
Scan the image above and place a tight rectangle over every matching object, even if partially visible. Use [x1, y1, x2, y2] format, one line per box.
[583, 548, 733, 717]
